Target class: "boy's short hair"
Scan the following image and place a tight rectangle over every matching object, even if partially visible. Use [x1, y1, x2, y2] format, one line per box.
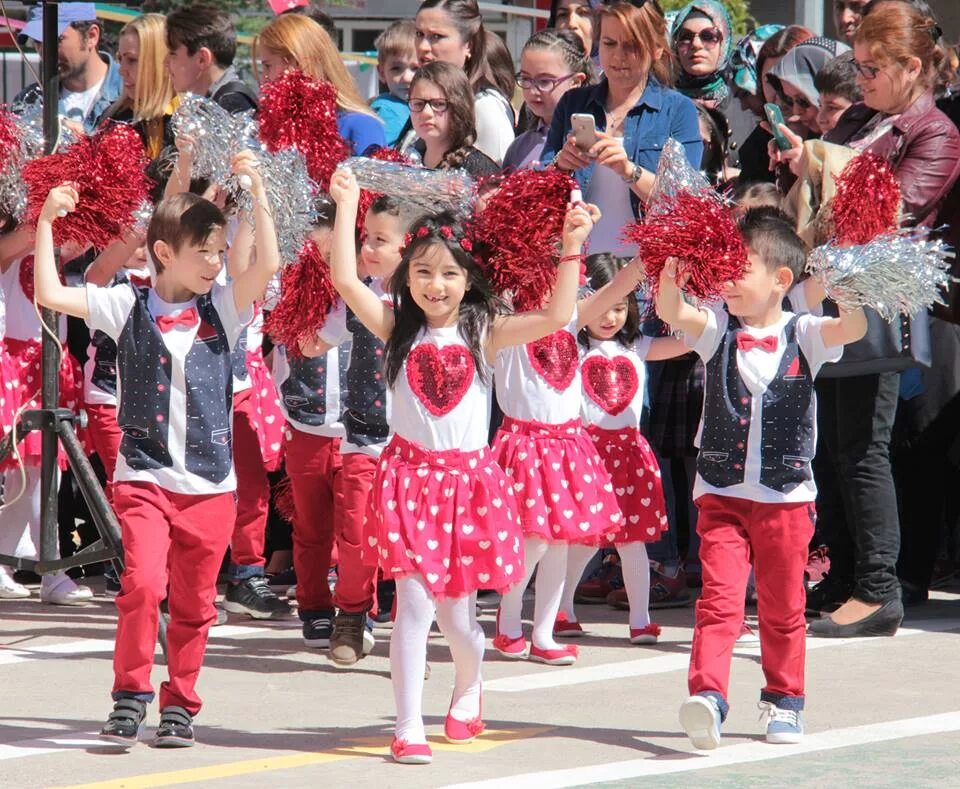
[813, 52, 863, 103]
[375, 20, 417, 64]
[314, 195, 336, 230]
[739, 208, 807, 281]
[369, 194, 402, 217]
[147, 193, 226, 273]
[282, 3, 338, 44]
[165, 3, 237, 68]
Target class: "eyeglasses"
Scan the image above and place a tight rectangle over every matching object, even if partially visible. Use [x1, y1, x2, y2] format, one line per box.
[852, 59, 881, 80]
[676, 28, 724, 49]
[408, 98, 449, 113]
[515, 73, 577, 92]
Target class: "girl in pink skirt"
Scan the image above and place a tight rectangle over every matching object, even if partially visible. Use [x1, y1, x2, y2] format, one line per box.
[329, 167, 596, 765]
[561, 253, 687, 645]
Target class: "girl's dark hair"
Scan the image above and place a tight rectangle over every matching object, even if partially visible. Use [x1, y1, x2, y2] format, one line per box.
[523, 28, 596, 84]
[411, 61, 478, 170]
[484, 30, 517, 103]
[384, 211, 505, 387]
[418, 0, 498, 94]
[577, 253, 640, 349]
[369, 194, 402, 217]
[696, 104, 730, 185]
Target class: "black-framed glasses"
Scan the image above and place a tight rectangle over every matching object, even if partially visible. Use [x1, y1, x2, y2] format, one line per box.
[676, 27, 724, 48]
[852, 59, 881, 80]
[408, 98, 449, 113]
[515, 73, 577, 92]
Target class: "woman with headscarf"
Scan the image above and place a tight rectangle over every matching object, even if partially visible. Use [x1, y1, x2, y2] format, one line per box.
[768, 37, 850, 137]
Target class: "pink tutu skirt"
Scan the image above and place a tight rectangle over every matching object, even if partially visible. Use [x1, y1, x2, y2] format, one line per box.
[587, 425, 668, 545]
[365, 434, 524, 599]
[1, 338, 86, 471]
[492, 416, 623, 542]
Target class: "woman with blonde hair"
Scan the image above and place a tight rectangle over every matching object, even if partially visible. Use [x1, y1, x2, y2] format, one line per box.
[98, 13, 178, 160]
[255, 13, 385, 154]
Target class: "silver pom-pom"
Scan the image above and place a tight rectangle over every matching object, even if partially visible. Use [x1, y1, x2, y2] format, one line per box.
[806, 229, 956, 321]
[170, 94, 252, 189]
[646, 137, 711, 219]
[342, 155, 474, 216]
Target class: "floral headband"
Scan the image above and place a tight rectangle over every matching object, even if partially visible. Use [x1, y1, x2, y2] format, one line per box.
[402, 224, 482, 264]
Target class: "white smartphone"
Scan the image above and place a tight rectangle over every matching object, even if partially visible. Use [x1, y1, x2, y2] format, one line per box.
[571, 113, 598, 150]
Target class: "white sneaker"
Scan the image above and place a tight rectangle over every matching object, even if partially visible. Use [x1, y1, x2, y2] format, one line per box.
[286, 584, 297, 601]
[0, 566, 30, 599]
[759, 701, 804, 744]
[680, 695, 723, 750]
[40, 573, 94, 605]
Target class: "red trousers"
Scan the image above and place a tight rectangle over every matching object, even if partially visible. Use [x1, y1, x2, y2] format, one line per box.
[112, 482, 235, 715]
[689, 494, 814, 704]
[332, 452, 378, 613]
[230, 389, 270, 571]
[86, 403, 122, 506]
[284, 430, 341, 614]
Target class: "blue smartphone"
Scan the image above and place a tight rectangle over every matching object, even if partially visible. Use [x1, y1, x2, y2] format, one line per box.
[764, 103, 792, 151]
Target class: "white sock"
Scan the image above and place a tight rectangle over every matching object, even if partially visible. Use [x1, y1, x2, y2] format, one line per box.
[531, 543, 568, 650]
[497, 537, 548, 639]
[559, 544, 597, 623]
[0, 465, 43, 559]
[618, 541, 652, 629]
[391, 574, 436, 744]
[436, 592, 485, 722]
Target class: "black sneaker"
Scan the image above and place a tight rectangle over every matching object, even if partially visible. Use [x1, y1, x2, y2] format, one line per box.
[329, 612, 375, 666]
[371, 580, 395, 628]
[99, 699, 147, 746]
[104, 567, 121, 598]
[152, 706, 194, 748]
[302, 610, 335, 648]
[223, 577, 291, 620]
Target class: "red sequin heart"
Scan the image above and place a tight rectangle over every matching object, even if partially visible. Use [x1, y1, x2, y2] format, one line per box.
[526, 330, 577, 391]
[582, 355, 638, 416]
[407, 343, 475, 417]
[18, 256, 35, 303]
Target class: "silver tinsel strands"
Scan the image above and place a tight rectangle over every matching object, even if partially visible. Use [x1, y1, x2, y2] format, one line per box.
[342, 156, 474, 216]
[170, 94, 252, 190]
[0, 104, 73, 220]
[806, 229, 955, 321]
[645, 137, 711, 220]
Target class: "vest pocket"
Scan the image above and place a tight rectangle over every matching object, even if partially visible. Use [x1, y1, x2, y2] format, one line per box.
[781, 454, 811, 469]
[700, 451, 729, 463]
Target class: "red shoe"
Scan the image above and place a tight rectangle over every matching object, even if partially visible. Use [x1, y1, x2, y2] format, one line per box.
[493, 610, 529, 658]
[605, 587, 629, 610]
[629, 623, 661, 644]
[649, 563, 694, 609]
[804, 546, 830, 589]
[737, 621, 760, 644]
[390, 737, 433, 764]
[574, 554, 622, 603]
[553, 611, 585, 638]
[529, 643, 578, 665]
[445, 692, 484, 744]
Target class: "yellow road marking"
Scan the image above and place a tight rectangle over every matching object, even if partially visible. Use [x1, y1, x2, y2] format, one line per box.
[59, 727, 553, 788]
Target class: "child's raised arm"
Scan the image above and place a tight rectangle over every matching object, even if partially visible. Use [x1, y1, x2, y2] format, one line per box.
[229, 151, 281, 314]
[488, 199, 597, 356]
[577, 254, 646, 328]
[819, 305, 867, 348]
[654, 257, 709, 341]
[329, 167, 395, 342]
[33, 185, 89, 319]
[647, 335, 690, 361]
[84, 233, 143, 287]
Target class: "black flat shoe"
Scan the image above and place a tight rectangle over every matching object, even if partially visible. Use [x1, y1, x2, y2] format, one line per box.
[807, 597, 903, 638]
[152, 706, 195, 748]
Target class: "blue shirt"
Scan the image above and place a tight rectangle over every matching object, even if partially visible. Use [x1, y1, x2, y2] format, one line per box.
[337, 110, 386, 156]
[541, 78, 703, 218]
[371, 92, 410, 147]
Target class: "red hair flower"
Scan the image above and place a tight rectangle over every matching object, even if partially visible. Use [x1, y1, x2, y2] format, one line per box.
[439, 225, 453, 239]
[416, 226, 430, 238]
[460, 238, 473, 252]
[402, 232, 413, 248]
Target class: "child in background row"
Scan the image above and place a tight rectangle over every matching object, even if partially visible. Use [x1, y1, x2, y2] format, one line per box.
[372, 21, 419, 147]
[329, 166, 595, 764]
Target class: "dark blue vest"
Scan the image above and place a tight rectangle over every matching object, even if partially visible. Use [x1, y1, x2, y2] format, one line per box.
[343, 307, 388, 448]
[697, 313, 815, 494]
[116, 286, 234, 483]
[90, 330, 118, 397]
[280, 344, 349, 427]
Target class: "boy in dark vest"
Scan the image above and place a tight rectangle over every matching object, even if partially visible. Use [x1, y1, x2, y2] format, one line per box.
[655, 210, 867, 749]
[33, 151, 279, 749]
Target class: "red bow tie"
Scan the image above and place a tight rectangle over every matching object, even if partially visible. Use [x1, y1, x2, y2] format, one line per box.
[156, 307, 199, 333]
[736, 333, 778, 353]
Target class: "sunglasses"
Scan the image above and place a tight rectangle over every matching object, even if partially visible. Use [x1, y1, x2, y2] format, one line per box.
[676, 27, 724, 48]
[408, 98, 449, 113]
[852, 59, 881, 80]
[515, 73, 578, 92]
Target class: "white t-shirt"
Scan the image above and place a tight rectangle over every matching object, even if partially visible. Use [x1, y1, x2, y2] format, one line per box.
[271, 343, 346, 439]
[495, 311, 582, 424]
[60, 78, 105, 126]
[584, 154, 637, 257]
[473, 89, 515, 165]
[0, 256, 66, 341]
[580, 335, 652, 430]
[85, 282, 251, 495]
[687, 304, 843, 504]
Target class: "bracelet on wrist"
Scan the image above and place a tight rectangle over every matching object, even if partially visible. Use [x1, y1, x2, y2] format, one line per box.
[622, 163, 643, 185]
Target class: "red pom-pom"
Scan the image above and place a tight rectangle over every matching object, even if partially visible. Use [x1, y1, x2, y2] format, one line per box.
[263, 239, 338, 355]
[0, 105, 22, 172]
[257, 69, 351, 191]
[469, 168, 578, 311]
[623, 191, 747, 300]
[273, 476, 296, 525]
[24, 124, 153, 249]
[830, 152, 901, 246]
[357, 146, 410, 235]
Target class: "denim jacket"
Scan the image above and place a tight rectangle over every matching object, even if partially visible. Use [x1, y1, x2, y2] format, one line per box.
[16, 51, 123, 133]
[540, 78, 703, 218]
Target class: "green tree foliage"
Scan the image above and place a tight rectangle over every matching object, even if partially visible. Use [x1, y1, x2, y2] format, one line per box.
[660, 0, 756, 39]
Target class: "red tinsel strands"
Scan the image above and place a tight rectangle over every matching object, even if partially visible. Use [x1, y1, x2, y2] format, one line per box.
[356, 146, 410, 235]
[23, 124, 153, 249]
[829, 153, 901, 247]
[622, 190, 747, 300]
[263, 239, 339, 356]
[0, 106, 21, 172]
[469, 167, 578, 312]
[257, 69, 351, 191]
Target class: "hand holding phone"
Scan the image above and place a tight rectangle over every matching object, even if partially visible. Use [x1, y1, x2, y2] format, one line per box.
[764, 103, 792, 151]
[571, 113, 599, 151]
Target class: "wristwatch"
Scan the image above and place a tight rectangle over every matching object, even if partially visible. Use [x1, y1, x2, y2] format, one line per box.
[622, 163, 643, 185]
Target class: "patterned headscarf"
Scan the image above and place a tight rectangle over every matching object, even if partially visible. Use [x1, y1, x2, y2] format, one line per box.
[672, 0, 734, 104]
[729, 24, 784, 95]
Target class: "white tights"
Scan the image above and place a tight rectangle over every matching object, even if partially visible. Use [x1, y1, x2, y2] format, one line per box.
[560, 542, 652, 630]
[0, 464, 43, 560]
[392, 574, 485, 744]
[498, 537, 567, 650]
